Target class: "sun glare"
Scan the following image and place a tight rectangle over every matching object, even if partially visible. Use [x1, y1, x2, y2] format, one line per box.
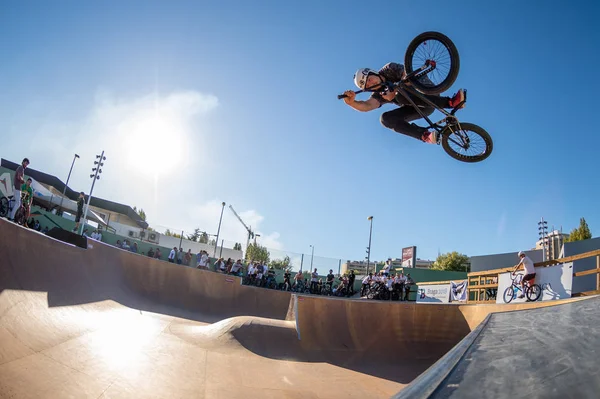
[122, 111, 187, 177]
[91, 312, 163, 369]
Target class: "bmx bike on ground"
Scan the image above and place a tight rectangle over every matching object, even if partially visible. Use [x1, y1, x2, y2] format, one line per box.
[338, 31, 493, 163]
[0, 195, 29, 226]
[503, 273, 542, 303]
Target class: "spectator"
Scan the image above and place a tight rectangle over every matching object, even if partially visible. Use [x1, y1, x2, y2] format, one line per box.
[196, 250, 209, 269]
[168, 247, 176, 263]
[177, 248, 183, 264]
[310, 268, 319, 294]
[382, 259, 391, 277]
[131, 242, 139, 253]
[72, 192, 85, 233]
[348, 270, 356, 295]
[184, 249, 192, 266]
[9, 158, 29, 221]
[42, 226, 49, 234]
[154, 247, 162, 260]
[147, 247, 155, 258]
[230, 259, 243, 275]
[215, 257, 226, 273]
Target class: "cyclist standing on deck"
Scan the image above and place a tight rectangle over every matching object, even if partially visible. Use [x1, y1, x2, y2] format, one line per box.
[9, 158, 29, 221]
[341, 63, 466, 144]
[512, 251, 536, 299]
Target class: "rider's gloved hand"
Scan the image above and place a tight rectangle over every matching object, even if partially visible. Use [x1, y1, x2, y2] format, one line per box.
[342, 90, 356, 104]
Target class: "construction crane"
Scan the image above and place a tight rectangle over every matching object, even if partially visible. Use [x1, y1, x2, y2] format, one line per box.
[228, 205, 254, 251]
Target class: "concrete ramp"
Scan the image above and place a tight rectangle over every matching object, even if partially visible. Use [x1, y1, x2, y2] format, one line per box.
[393, 295, 600, 398]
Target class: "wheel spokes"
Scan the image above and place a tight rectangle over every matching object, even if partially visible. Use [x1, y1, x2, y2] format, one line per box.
[411, 39, 452, 86]
[446, 126, 488, 158]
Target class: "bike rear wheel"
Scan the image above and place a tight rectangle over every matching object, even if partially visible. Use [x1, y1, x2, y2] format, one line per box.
[0, 197, 8, 218]
[404, 31, 460, 95]
[441, 122, 493, 163]
[503, 286, 515, 303]
[526, 284, 542, 301]
[14, 206, 26, 225]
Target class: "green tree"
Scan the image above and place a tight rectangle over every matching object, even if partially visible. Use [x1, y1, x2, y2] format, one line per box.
[208, 239, 216, 246]
[132, 206, 147, 221]
[245, 243, 270, 264]
[270, 255, 291, 270]
[199, 232, 209, 244]
[432, 251, 470, 272]
[187, 228, 201, 242]
[164, 229, 173, 237]
[565, 217, 592, 243]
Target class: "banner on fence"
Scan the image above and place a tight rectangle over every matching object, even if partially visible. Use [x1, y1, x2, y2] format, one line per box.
[417, 283, 451, 303]
[450, 280, 468, 302]
[496, 262, 573, 304]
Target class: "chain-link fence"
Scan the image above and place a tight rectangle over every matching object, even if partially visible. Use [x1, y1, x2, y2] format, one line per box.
[110, 222, 348, 274]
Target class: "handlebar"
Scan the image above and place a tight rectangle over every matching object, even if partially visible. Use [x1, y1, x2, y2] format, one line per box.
[337, 81, 400, 100]
[337, 90, 363, 100]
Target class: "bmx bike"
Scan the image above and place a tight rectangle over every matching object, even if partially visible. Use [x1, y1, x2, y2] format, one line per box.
[0, 195, 29, 226]
[338, 31, 493, 163]
[503, 273, 542, 303]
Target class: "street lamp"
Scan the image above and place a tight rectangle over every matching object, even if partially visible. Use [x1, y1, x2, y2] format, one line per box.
[214, 201, 226, 256]
[366, 216, 373, 275]
[309, 245, 314, 270]
[59, 154, 79, 215]
[80, 151, 105, 235]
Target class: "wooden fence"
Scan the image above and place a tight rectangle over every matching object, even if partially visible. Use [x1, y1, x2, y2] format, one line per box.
[467, 248, 600, 303]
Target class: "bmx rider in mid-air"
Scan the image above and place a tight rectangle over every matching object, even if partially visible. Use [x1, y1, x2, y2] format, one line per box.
[342, 63, 466, 144]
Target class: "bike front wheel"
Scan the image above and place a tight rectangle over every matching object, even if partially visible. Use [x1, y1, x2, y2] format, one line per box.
[441, 122, 493, 163]
[503, 286, 515, 303]
[526, 284, 542, 301]
[404, 31, 460, 95]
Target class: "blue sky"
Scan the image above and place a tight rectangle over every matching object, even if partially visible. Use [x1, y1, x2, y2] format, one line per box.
[1, 0, 599, 267]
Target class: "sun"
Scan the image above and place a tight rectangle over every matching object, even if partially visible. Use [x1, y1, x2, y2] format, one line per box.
[122, 109, 187, 177]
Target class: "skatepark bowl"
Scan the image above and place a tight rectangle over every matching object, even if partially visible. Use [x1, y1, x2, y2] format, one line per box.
[1, 219, 598, 398]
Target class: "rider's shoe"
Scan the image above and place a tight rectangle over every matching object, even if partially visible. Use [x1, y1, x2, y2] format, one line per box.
[449, 89, 466, 109]
[421, 130, 438, 144]
[518, 294, 525, 299]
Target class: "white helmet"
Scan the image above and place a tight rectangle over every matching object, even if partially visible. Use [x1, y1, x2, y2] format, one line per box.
[354, 68, 379, 90]
[518, 251, 525, 257]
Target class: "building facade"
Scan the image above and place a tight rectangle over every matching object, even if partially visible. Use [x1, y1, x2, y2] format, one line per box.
[535, 230, 569, 260]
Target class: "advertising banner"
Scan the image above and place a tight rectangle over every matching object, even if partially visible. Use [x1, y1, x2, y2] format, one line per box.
[496, 262, 573, 304]
[450, 280, 468, 302]
[417, 283, 451, 303]
[402, 246, 417, 268]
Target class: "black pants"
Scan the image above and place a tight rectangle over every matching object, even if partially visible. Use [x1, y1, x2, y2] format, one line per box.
[380, 93, 452, 140]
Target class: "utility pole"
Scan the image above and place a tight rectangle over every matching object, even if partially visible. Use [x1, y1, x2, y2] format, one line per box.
[80, 151, 105, 235]
[214, 201, 225, 256]
[59, 154, 79, 214]
[366, 216, 373, 275]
